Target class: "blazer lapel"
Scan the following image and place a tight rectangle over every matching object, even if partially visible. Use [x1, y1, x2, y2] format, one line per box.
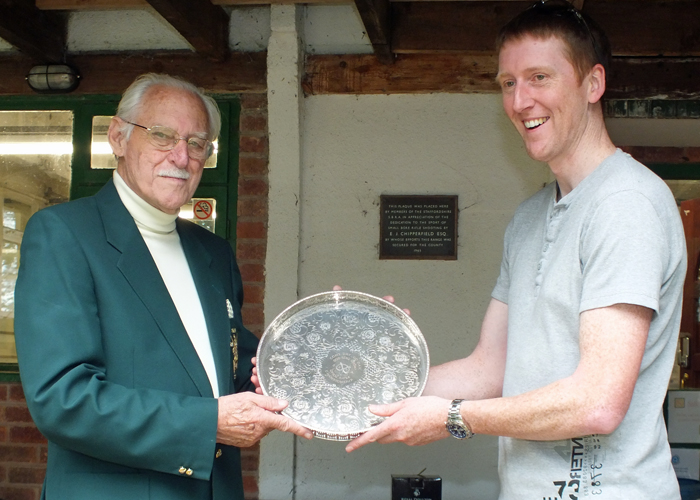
[177, 220, 232, 397]
[95, 181, 214, 398]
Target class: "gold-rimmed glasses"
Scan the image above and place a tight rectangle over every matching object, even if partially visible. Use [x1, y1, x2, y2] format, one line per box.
[124, 120, 213, 160]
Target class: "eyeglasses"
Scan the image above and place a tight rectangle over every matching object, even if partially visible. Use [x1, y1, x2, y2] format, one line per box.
[527, 0, 605, 71]
[125, 120, 213, 160]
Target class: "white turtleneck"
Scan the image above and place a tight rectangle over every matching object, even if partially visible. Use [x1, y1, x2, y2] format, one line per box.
[113, 171, 219, 398]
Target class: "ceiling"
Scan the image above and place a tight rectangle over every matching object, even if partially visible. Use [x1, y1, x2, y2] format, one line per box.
[0, 0, 698, 99]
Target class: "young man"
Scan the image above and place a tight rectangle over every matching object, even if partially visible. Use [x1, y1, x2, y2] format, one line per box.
[15, 73, 311, 500]
[347, 3, 685, 498]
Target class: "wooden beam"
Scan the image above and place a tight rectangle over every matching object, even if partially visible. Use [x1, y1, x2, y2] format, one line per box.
[607, 58, 700, 100]
[303, 53, 499, 94]
[392, 2, 527, 53]
[0, 0, 66, 63]
[587, 2, 700, 57]
[354, 0, 394, 64]
[303, 52, 700, 98]
[0, 52, 266, 96]
[144, 0, 229, 62]
[35, 0, 349, 8]
[391, 1, 700, 57]
[35, 0, 146, 8]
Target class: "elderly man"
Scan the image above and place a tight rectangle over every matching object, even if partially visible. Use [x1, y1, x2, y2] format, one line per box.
[14, 73, 311, 500]
[347, 3, 685, 499]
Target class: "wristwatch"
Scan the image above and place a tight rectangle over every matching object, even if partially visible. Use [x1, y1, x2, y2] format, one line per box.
[445, 399, 474, 439]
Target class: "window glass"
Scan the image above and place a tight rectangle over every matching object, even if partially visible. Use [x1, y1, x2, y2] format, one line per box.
[0, 110, 73, 364]
[91, 115, 117, 169]
[665, 180, 700, 205]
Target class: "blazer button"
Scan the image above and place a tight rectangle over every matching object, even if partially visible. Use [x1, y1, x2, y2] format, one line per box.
[216, 449, 223, 458]
[186, 468, 194, 476]
[179, 466, 187, 475]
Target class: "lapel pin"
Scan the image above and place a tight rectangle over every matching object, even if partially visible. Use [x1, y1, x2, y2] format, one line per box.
[226, 299, 234, 319]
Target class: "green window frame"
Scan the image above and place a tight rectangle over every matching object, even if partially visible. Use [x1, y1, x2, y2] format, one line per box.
[0, 94, 241, 380]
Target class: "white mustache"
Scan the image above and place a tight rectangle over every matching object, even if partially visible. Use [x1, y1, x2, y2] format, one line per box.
[157, 168, 190, 180]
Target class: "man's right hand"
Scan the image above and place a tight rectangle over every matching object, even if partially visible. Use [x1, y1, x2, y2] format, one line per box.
[216, 392, 313, 447]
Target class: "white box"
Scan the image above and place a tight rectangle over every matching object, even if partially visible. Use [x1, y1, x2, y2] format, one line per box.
[671, 448, 700, 481]
[667, 390, 700, 444]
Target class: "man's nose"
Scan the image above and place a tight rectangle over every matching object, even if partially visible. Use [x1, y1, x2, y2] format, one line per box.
[169, 139, 190, 166]
[512, 85, 534, 113]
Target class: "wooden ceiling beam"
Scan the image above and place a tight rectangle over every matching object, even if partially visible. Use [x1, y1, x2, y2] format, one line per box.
[303, 53, 500, 94]
[0, 52, 266, 96]
[35, 0, 349, 8]
[391, 1, 700, 57]
[144, 0, 229, 62]
[35, 0, 146, 8]
[303, 53, 700, 99]
[0, 0, 66, 63]
[354, 0, 393, 64]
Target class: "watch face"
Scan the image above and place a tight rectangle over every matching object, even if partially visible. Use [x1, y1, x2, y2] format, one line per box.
[447, 422, 468, 439]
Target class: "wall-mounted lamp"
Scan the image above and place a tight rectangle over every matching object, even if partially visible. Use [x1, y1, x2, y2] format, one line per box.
[26, 65, 80, 94]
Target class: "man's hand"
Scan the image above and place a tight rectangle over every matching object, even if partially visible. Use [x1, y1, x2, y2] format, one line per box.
[345, 396, 451, 452]
[250, 357, 263, 395]
[217, 392, 313, 447]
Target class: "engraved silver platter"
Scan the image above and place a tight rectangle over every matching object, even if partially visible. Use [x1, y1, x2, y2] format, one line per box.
[257, 290, 429, 441]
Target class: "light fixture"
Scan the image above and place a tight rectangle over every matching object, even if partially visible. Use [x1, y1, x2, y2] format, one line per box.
[26, 65, 80, 93]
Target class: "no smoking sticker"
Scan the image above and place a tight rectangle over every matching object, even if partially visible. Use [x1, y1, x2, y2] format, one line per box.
[193, 200, 213, 220]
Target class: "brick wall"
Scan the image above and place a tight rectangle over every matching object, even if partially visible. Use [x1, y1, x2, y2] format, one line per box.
[236, 92, 269, 500]
[0, 92, 270, 500]
[0, 383, 47, 500]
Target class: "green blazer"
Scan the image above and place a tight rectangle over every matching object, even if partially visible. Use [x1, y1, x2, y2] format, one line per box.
[14, 180, 258, 500]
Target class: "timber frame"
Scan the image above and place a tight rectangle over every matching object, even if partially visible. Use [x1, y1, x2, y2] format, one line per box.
[0, 1, 698, 98]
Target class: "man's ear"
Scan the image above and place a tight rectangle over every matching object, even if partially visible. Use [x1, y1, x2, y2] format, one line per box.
[107, 116, 127, 157]
[587, 63, 606, 104]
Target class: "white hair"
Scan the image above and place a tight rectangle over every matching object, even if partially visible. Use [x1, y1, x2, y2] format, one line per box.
[116, 73, 221, 142]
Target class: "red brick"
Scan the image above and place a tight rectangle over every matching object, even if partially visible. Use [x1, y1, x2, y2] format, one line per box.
[0, 486, 39, 500]
[8, 385, 24, 403]
[238, 157, 268, 176]
[8, 466, 45, 485]
[240, 113, 267, 133]
[242, 474, 259, 494]
[0, 445, 38, 463]
[241, 306, 264, 327]
[239, 136, 267, 154]
[238, 263, 264, 283]
[9, 427, 46, 445]
[38, 447, 47, 464]
[5, 407, 33, 423]
[237, 198, 267, 218]
[0, 425, 7, 442]
[240, 93, 267, 110]
[236, 241, 266, 261]
[0, 384, 8, 401]
[238, 178, 268, 197]
[236, 221, 266, 239]
[240, 451, 259, 472]
[0, 463, 6, 481]
[242, 285, 264, 305]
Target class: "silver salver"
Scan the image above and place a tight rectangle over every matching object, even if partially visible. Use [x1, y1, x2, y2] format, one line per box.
[257, 290, 429, 441]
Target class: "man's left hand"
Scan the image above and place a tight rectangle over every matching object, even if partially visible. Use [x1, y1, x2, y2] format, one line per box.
[345, 396, 451, 452]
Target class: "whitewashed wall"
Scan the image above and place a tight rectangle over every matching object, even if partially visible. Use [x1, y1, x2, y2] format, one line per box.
[285, 92, 549, 499]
